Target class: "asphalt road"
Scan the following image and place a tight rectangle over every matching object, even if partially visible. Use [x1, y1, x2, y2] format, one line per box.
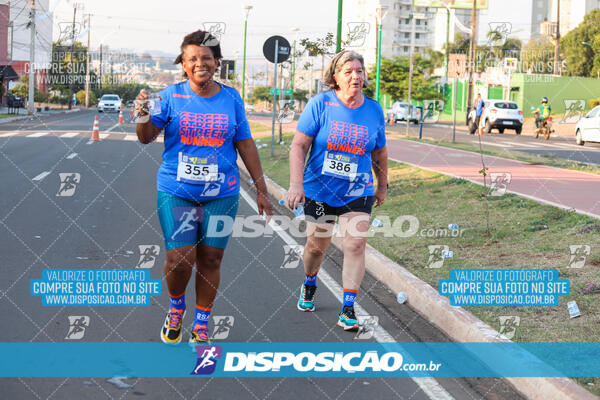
[0, 110, 522, 399]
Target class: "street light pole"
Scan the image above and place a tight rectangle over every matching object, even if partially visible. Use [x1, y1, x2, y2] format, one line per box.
[241, 5, 252, 103]
[466, 0, 477, 123]
[406, 4, 416, 135]
[291, 27, 300, 109]
[27, 0, 35, 115]
[553, 0, 560, 75]
[336, 0, 343, 53]
[84, 13, 91, 108]
[375, 6, 387, 103]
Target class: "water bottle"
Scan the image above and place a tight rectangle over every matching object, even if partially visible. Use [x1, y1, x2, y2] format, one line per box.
[396, 292, 407, 304]
[293, 204, 305, 221]
[148, 94, 162, 115]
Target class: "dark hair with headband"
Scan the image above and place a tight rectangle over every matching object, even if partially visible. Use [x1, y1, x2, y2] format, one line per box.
[174, 30, 223, 66]
[323, 50, 369, 90]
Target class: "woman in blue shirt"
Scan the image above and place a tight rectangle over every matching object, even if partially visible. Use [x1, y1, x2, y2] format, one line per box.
[287, 50, 388, 331]
[136, 30, 272, 345]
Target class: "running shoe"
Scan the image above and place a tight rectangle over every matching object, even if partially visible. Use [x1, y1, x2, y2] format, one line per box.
[161, 308, 185, 344]
[189, 324, 211, 345]
[337, 305, 362, 331]
[297, 284, 317, 312]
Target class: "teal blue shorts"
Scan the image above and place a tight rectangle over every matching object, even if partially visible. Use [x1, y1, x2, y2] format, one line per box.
[157, 191, 239, 251]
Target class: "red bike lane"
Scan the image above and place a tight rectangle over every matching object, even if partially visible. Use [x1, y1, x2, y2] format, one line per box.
[386, 139, 600, 220]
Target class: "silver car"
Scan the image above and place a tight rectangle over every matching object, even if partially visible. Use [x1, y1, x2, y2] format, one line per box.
[575, 105, 600, 146]
[387, 102, 421, 124]
[98, 94, 122, 113]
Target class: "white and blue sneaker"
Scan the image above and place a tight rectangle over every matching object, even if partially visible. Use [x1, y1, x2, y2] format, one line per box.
[297, 284, 316, 312]
[337, 305, 362, 331]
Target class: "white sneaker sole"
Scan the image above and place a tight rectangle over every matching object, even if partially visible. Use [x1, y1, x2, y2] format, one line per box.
[337, 319, 361, 331]
[297, 303, 315, 312]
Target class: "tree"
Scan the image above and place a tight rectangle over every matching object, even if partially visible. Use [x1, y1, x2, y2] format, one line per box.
[561, 9, 600, 77]
[11, 75, 29, 98]
[49, 41, 89, 94]
[250, 86, 271, 103]
[425, 48, 444, 70]
[522, 36, 555, 74]
[363, 55, 443, 101]
[445, 33, 470, 54]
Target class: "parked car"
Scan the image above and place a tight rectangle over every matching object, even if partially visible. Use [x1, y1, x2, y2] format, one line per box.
[575, 105, 600, 146]
[97, 94, 122, 113]
[387, 102, 421, 124]
[467, 100, 523, 134]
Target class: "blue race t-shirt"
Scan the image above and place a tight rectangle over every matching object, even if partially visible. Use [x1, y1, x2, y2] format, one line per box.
[151, 81, 251, 202]
[296, 90, 386, 207]
[476, 99, 484, 116]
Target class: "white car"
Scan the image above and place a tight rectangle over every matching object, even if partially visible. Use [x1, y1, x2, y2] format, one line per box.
[97, 94, 122, 113]
[387, 102, 421, 124]
[468, 100, 524, 135]
[575, 105, 600, 146]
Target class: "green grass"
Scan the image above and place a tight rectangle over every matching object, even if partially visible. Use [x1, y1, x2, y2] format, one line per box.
[386, 135, 600, 175]
[257, 134, 600, 340]
[256, 132, 600, 395]
[0, 113, 22, 119]
[249, 121, 271, 132]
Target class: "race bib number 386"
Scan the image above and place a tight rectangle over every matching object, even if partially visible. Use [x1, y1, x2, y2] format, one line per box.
[321, 151, 358, 180]
[177, 152, 218, 183]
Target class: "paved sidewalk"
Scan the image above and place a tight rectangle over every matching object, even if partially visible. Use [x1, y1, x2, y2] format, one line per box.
[387, 138, 600, 219]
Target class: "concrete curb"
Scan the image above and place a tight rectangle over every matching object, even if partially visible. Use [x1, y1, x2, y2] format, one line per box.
[0, 107, 81, 125]
[238, 162, 597, 400]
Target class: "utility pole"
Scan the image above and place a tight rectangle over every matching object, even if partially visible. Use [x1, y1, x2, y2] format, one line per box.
[444, 8, 450, 95]
[99, 44, 102, 90]
[553, 0, 560, 75]
[466, 0, 477, 124]
[84, 13, 91, 107]
[67, 4, 77, 110]
[406, 4, 416, 135]
[27, 0, 35, 115]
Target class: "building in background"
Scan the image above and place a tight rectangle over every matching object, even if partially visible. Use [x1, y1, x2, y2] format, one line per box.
[549, 0, 600, 37]
[2, 0, 53, 93]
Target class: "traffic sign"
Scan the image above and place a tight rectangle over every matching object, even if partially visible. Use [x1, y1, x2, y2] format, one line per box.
[263, 36, 291, 63]
[270, 88, 293, 96]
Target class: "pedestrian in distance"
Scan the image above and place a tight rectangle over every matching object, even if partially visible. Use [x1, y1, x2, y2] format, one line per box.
[287, 50, 388, 331]
[135, 30, 273, 345]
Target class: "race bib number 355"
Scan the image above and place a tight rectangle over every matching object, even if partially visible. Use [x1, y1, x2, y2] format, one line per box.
[321, 151, 358, 180]
[177, 153, 218, 183]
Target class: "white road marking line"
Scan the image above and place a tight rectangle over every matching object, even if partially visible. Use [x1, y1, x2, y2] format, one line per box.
[155, 136, 164, 143]
[26, 132, 50, 137]
[66, 153, 78, 159]
[123, 135, 138, 141]
[60, 132, 80, 138]
[0, 131, 20, 137]
[474, 141, 506, 148]
[86, 140, 94, 145]
[105, 123, 120, 132]
[239, 187, 455, 400]
[32, 171, 51, 181]
[500, 141, 539, 148]
[99, 133, 110, 139]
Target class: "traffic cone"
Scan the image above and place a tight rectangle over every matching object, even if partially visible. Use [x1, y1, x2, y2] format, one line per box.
[91, 115, 100, 141]
[118, 110, 124, 124]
